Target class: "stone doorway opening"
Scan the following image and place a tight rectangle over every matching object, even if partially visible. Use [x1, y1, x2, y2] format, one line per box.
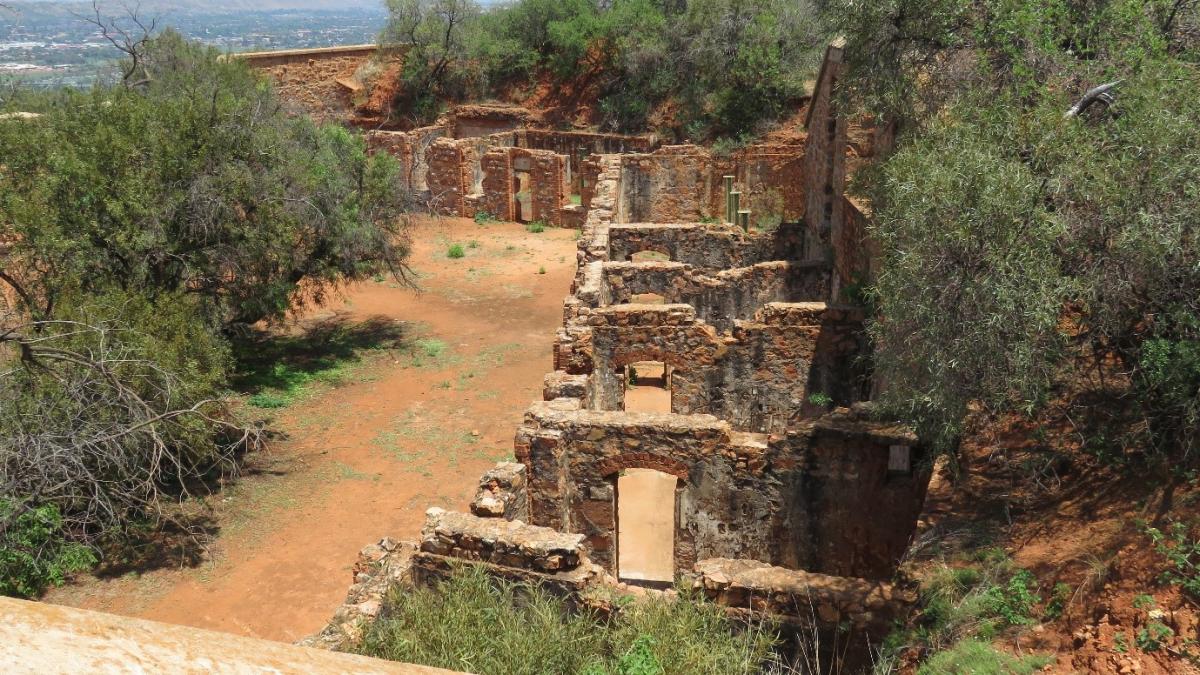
[616, 468, 677, 586]
[623, 361, 671, 413]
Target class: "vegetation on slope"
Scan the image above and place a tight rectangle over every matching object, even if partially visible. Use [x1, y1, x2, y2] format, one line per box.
[819, 0, 1200, 668]
[0, 30, 412, 597]
[381, 0, 826, 140]
[826, 0, 1200, 463]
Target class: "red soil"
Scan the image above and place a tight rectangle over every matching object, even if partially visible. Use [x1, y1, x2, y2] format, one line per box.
[45, 217, 580, 643]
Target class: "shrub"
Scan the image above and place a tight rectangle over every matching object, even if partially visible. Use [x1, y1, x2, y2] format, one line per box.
[447, 244, 466, 258]
[358, 566, 776, 674]
[0, 501, 97, 599]
[878, 553, 1048, 670]
[474, 210, 499, 224]
[1145, 520, 1200, 600]
[381, 0, 826, 139]
[808, 392, 833, 408]
[526, 220, 547, 233]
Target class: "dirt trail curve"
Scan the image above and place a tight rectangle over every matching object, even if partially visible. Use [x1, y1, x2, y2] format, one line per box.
[46, 218, 579, 643]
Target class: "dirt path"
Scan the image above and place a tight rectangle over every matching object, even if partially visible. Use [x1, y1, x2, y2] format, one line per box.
[45, 217, 579, 643]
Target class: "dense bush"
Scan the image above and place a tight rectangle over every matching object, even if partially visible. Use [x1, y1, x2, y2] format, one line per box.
[0, 31, 413, 596]
[0, 501, 97, 599]
[358, 566, 777, 674]
[382, 0, 825, 140]
[826, 0, 1200, 460]
[0, 30, 411, 328]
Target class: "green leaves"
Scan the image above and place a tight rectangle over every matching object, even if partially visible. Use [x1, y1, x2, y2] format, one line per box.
[0, 31, 410, 327]
[0, 501, 97, 599]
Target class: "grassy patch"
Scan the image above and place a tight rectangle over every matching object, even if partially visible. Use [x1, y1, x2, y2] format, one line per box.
[525, 220, 547, 233]
[232, 317, 405, 408]
[878, 549, 1051, 672]
[917, 639, 1051, 675]
[447, 243, 466, 259]
[357, 566, 776, 675]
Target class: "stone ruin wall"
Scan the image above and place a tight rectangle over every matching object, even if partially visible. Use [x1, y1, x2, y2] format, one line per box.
[549, 302, 869, 431]
[614, 144, 807, 225]
[363, 110, 810, 232]
[301, 42, 922, 658]
[514, 402, 928, 581]
[239, 45, 386, 125]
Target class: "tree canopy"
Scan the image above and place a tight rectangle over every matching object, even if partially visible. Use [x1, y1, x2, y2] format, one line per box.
[382, 0, 826, 140]
[826, 0, 1200, 459]
[0, 31, 413, 597]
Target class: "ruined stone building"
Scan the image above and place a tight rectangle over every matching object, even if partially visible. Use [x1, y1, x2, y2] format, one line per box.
[303, 43, 934, 656]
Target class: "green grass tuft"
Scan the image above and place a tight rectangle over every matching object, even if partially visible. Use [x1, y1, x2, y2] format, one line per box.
[358, 566, 776, 674]
[447, 244, 465, 259]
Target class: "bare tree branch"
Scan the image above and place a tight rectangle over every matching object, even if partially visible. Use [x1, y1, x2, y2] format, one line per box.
[1064, 81, 1122, 119]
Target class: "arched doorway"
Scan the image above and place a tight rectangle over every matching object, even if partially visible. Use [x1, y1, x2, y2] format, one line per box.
[616, 468, 677, 586]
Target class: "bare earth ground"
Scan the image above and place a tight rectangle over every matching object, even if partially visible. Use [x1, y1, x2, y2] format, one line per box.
[45, 217, 579, 643]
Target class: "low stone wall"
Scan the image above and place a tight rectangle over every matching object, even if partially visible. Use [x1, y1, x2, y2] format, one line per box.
[421, 507, 584, 573]
[412, 508, 604, 597]
[301, 538, 417, 651]
[470, 462, 529, 520]
[694, 557, 910, 636]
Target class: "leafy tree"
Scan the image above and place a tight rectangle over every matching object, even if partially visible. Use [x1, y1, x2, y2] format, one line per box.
[0, 30, 412, 328]
[379, 0, 826, 138]
[0, 30, 414, 595]
[831, 0, 1200, 459]
[383, 0, 483, 123]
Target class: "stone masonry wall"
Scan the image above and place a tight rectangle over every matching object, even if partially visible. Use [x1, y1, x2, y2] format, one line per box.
[612, 144, 807, 225]
[803, 42, 849, 261]
[366, 125, 449, 192]
[597, 260, 831, 332]
[516, 402, 927, 581]
[557, 302, 866, 432]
